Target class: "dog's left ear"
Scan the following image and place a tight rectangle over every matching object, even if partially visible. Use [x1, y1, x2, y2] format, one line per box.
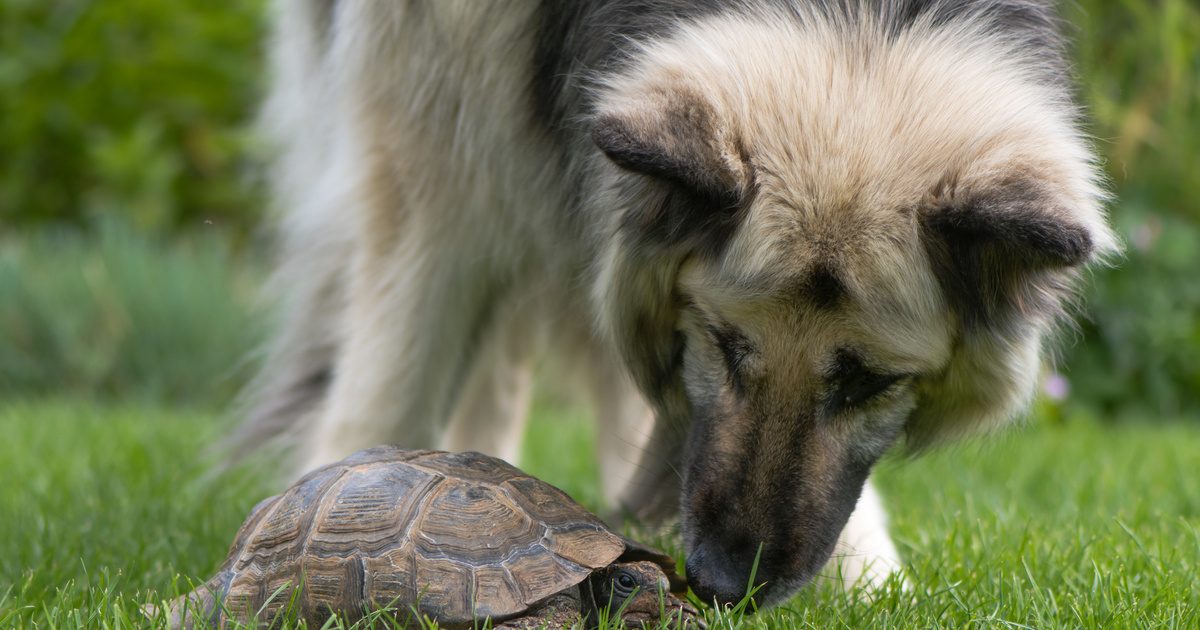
[921, 175, 1099, 330]
[592, 89, 751, 249]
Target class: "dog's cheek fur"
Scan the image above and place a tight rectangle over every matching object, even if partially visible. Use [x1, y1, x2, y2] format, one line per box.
[908, 174, 1107, 447]
[591, 226, 690, 426]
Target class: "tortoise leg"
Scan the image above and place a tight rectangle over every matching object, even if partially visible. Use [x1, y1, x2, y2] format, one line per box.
[492, 592, 584, 629]
[147, 570, 232, 629]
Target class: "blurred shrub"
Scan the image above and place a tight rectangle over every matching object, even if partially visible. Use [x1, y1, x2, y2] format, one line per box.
[0, 0, 266, 237]
[0, 220, 263, 406]
[1062, 0, 1200, 418]
[0, 1, 1197, 417]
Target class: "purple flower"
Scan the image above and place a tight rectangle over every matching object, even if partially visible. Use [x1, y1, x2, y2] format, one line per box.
[1130, 216, 1162, 253]
[1043, 373, 1070, 401]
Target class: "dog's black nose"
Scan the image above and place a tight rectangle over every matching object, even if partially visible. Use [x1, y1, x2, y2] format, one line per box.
[686, 540, 755, 606]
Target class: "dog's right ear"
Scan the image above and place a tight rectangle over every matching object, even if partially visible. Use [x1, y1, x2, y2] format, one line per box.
[592, 89, 751, 249]
[590, 89, 751, 434]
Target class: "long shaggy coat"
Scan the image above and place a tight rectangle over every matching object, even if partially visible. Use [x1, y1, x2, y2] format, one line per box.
[236, 0, 1116, 605]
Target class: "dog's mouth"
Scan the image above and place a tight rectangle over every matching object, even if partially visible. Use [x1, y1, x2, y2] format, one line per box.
[682, 526, 843, 607]
[677, 418, 878, 607]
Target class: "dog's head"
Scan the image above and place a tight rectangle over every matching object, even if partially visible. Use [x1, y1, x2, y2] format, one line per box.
[589, 7, 1117, 605]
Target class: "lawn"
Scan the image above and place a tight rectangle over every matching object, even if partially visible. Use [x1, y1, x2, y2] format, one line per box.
[0, 400, 1197, 628]
[0, 1, 1197, 628]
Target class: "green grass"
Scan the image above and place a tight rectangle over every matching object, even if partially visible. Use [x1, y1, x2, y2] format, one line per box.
[1, 400, 1197, 628]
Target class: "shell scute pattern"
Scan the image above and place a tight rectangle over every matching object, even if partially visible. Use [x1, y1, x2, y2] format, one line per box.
[503, 476, 624, 569]
[163, 450, 636, 627]
[362, 545, 417, 611]
[542, 523, 627, 569]
[414, 482, 542, 563]
[229, 496, 280, 554]
[411, 555, 476, 622]
[237, 466, 344, 568]
[502, 547, 593, 608]
[504, 476, 604, 527]
[408, 450, 525, 484]
[311, 465, 439, 553]
[217, 466, 346, 620]
[470, 564, 527, 620]
[299, 554, 366, 623]
[338, 445, 436, 468]
[220, 567, 260, 623]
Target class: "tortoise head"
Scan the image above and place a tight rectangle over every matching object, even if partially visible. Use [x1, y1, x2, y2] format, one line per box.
[585, 561, 705, 629]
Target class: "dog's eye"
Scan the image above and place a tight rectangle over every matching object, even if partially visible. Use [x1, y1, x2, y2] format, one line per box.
[827, 350, 904, 413]
[837, 371, 903, 410]
[708, 325, 753, 380]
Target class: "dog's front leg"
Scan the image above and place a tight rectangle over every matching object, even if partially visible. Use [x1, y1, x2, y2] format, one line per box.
[580, 347, 656, 508]
[828, 478, 905, 591]
[609, 412, 687, 525]
[299, 218, 498, 474]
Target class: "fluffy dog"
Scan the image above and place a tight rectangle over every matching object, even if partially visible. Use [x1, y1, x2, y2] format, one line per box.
[236, 0, 1116, 606]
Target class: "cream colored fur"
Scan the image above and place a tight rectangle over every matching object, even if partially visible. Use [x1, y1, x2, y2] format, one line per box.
[257, 0, 1115, 598]
[593, 7, 1116, 447]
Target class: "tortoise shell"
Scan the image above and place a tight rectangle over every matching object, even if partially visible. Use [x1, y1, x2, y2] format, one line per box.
[175, 447, 669, 627]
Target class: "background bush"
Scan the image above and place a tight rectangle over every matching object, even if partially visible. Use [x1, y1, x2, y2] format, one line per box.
[0, 0, 266, 237]
[0, 220, 262, 406]
[0, 0, 1197, 418]
[1066, 0, 1200, 418]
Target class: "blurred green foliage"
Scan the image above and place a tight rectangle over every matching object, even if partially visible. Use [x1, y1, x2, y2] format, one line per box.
[0, 1, 1197, 416]
[1065, 0, 1200, 417]
[0, 0, 266, 236]
[0, 220, 263, 405]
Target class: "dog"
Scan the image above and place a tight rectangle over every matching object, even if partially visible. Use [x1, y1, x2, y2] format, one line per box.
[234, 0, 1117, 607]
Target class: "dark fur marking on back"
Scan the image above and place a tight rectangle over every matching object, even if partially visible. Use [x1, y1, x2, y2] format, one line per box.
[532, 0, 734, 130]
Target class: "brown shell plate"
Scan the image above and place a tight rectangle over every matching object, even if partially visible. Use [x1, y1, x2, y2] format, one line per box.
[209, 447, 629, 627]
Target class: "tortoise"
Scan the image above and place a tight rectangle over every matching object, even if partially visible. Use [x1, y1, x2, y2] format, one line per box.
[152, 447, 703, 628]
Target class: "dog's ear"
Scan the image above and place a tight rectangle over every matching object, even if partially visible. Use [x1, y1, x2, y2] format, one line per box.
[922, 175, 1098, 331]
[591, 90, 749, 431]
[592, 89, 751, 250]
[908, 176, 1106, 448]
